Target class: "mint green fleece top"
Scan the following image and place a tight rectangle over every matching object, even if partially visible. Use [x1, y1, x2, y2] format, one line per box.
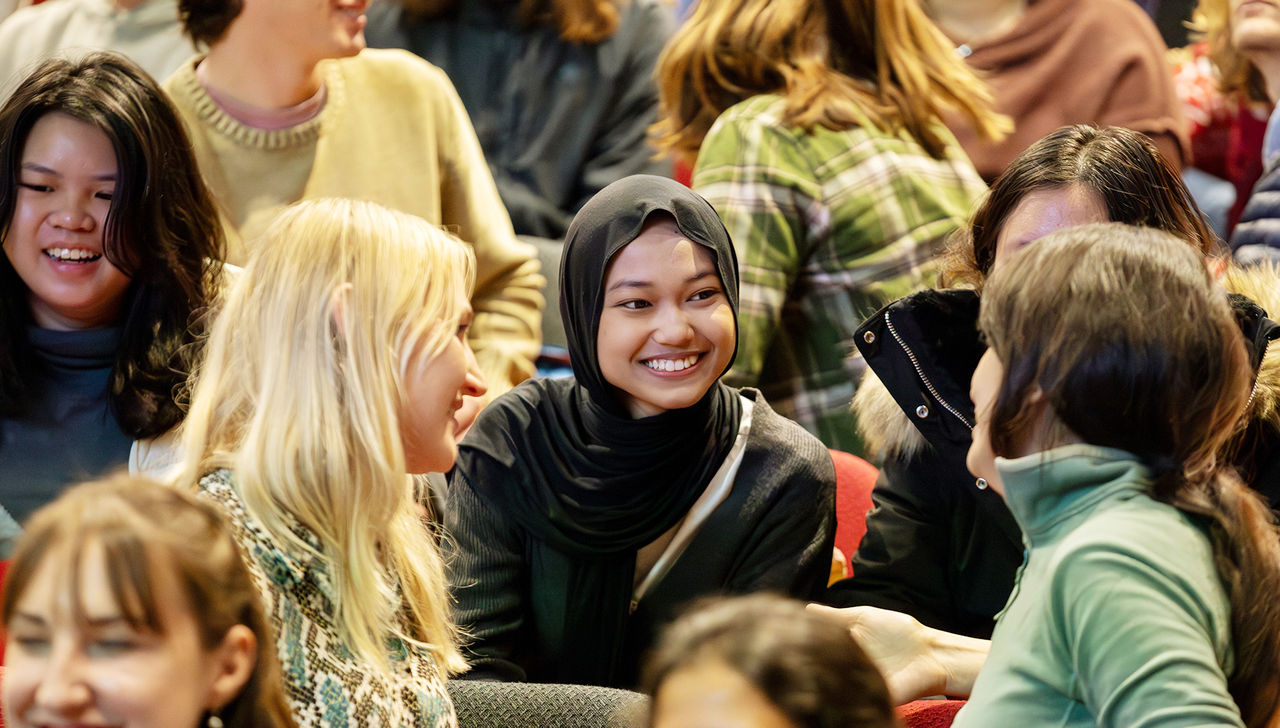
[954, 445, 1242, 728]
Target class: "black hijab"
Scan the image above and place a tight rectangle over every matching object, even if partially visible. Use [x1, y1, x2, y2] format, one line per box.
[454, 175, 744, 683]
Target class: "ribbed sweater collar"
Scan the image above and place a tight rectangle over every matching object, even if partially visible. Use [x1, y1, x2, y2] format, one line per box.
[170, 55, 338, 150]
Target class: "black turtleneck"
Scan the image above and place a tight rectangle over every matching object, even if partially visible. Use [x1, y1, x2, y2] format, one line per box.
[0, 326, 132, 526]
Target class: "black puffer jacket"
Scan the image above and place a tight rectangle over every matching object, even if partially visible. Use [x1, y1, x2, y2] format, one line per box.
[1231, 158, 1280, 265]
[825, 285, 1280, 639]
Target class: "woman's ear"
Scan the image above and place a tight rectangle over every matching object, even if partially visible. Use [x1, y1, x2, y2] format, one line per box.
[1021, 385, 1079, 455]
[1025, 384, 1045, 405]
[204, 624, 257, 713]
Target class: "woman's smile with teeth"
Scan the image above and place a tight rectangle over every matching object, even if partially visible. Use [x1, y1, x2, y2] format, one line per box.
[43, 247, 102, 263]
[644, 354, 700, 372]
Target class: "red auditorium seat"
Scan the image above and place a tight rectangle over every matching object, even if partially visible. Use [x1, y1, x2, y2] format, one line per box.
[898, 699, 965, 727]
[830, 449, 878, 569]
[0, 558, 8, 666]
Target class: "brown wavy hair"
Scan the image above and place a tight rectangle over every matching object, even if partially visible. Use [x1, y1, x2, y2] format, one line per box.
[642, 594, 901, 728]
[399, 0, 619, 43]
[1191, 0, 1270, 103]
[652, 0, 1009, 163]
[941, 124, 1219, 292]
[2, 475, 296, 728]
[981, 223, 1280, 728]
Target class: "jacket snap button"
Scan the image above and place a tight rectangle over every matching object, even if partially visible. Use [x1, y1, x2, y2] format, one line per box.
[915, 405, 929, 418]
[863, 331, 876, 344]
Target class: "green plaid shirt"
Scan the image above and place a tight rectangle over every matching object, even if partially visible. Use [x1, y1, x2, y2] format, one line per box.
[694, 95, 986, 454]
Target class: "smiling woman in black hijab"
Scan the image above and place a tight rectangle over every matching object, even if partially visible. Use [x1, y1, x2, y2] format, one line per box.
[449, 175, 836, 688]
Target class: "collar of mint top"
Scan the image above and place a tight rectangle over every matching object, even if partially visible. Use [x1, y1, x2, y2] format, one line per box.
[997, 445, 1154, 545]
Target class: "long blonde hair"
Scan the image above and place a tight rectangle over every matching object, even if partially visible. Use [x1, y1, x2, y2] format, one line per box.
[652, 0, 1010, 163]
[179, 198, 474, 675]
[1191, 0, 1270, 103]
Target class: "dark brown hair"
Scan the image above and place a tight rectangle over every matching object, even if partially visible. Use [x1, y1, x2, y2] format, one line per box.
[941, 125, 1219, 292]
[400, 0, 619, 43]
[643, 594, 901, 728]
[980, 223, 1280, 727]
[178, 0, 244, 45]
[0, 53, 225, 439]
[652, 0, 1009, 163]
[1, 475, 296, 728]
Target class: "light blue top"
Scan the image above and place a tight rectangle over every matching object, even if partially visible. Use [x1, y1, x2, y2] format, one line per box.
[954, 444, 1242, 728]
[1265, 103, 1280, 169]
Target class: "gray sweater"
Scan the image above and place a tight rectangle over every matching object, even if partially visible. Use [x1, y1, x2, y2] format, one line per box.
[364, 0, 675, 238]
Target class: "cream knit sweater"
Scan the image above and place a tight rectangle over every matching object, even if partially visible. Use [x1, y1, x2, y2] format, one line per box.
[165, 49, 543, 391]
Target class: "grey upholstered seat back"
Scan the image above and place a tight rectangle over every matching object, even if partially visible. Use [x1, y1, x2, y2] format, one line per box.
[447, 679, 649, 728]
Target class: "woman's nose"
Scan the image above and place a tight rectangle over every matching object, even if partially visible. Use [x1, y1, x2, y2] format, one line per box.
[50, 197, 96, 232]
[33, 645, 94, 716]
[652, 306, 694, 346]
[461, 342, 488, 399]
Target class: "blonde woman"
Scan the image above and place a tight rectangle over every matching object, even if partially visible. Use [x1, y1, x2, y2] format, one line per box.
[1195, 0, 1280, 261]
[1195, 0, 1276, 104]
[653, 0, 1006, 453]
[179, 198, 485, 728]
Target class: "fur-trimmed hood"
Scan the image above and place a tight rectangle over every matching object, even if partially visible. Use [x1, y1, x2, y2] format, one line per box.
[1224, 262, 1280, 438]
[851, 290, 982, 461]
[854, 369, 927, 460]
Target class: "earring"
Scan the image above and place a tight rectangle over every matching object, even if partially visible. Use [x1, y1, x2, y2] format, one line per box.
[975, 478, 988, 490]
[208, 715, 225, 728]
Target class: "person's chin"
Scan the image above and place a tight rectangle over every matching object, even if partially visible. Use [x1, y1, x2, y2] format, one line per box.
[453, 417, 476, 444]
[964, 451, 992, 483]
[327, 33, 366, 59]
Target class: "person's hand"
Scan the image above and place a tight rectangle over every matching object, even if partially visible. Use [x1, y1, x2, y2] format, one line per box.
[807, 603, 987, 704]
[808, 604, 946, 703]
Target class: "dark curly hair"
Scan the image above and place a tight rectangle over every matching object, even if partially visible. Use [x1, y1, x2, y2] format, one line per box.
[0, 52, 225, 439]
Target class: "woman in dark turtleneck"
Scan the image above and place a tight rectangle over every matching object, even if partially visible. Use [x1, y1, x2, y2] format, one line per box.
[448, 175, 835, 688]
[0, 53, 223, 552]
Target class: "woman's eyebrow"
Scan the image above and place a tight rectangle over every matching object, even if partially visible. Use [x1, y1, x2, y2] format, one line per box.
[83, 615, 131, 628]
[20, 162, 59, 175]
[10, 611, 47, 627]
[21, 162, 117, 182]
[607, 270, 717, 293]
[607, 278, 653, 292]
